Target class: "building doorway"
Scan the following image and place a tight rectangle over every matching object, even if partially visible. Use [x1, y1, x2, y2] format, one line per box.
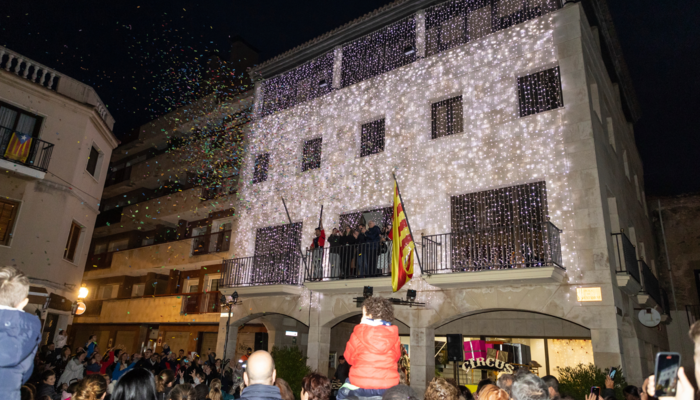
[42, 313, 59, 346]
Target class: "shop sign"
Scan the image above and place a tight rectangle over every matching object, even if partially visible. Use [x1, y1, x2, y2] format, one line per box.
[462, 357, 515, 374]
[576, 287, 602, 302]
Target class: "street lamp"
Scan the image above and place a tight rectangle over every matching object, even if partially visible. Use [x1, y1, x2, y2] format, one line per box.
[78, 286, 89, 299]
[221, 291, 239, 364]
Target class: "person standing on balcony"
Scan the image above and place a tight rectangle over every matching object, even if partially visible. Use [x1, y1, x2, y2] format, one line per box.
[356, 224, 367, 278]
[328, 228, 342, 278]
[364, 221, 382, 277]
[339, 227, 355, 278]
[307, 223, 326, 281]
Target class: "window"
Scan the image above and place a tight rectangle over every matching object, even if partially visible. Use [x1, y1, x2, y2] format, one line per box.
[431, 96, 463, 139]
[255, 223, 303, 257]
[86, 146, 103, 177]
[467, 5, 492, 41]
[360, 119, 385, 157]
[253, 153, 270, 184]
[301, 138, 322, 172]
[108, 238, 129, 252]
[131, 283, 145, 297]
[93, 243, 108, 255]
[606, 117, 616, 151]
[63, 222, 83, 262]
[634, 175, 641, 202]
[518, 67, 564, 117]
[185, 279, 199, 293]
[623, 150, 630, 179]
[0, 103, 42, 137]
[0, 199, 19, 246]
[98, 284, 119, 299]
[589, 83, 601, 121]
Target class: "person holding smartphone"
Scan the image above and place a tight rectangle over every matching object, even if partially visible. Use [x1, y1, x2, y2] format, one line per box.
[642, 354, 694, 400]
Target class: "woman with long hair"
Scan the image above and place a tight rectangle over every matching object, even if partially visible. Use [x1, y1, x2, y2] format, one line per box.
[275, 378, 296, 400]
[57, 350, 86, 387]
[112, 369, 157, 400]
[168, 384, 196, 400]
[155, 369, 177, 400]
[112, 352, 140, 381]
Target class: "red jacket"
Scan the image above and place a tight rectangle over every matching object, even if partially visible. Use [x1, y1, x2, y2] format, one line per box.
[310, 230, 325, 249]
[344, 323, 401, 389]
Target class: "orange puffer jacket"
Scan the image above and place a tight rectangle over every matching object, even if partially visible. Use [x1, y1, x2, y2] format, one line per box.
[344, 323, 401, 389]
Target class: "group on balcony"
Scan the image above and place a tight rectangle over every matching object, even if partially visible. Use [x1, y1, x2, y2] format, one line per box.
[307, 220, 393, 281]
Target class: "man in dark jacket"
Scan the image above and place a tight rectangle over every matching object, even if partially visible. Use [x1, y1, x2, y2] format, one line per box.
[365, 221, 382, 276]
[0, 266, 42, 400]
[334, 355, 351, 383]
[328, 228, 342, 278]
[240, 350, 283, 400]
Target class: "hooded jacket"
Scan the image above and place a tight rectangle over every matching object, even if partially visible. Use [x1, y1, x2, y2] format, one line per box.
[0, 307, 41, 400]
[344, 322, 401, 389]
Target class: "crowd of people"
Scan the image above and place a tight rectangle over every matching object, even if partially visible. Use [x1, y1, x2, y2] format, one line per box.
[307, 221, 393, 280]
[2, 263, 699, 400]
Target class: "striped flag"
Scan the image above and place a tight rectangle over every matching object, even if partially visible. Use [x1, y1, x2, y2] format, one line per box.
[4, 132, 33, 163]
[389, 179, 415, 292]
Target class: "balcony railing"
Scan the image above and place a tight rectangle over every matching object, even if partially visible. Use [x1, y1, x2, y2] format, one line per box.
[639, 259, 662, 307]
[180, 291, 221, 315]
[192, 230, 231, 255]
[686, 305, 700, 326]
[611, 232, 641, 284]
[222, 252, 302, 287]
[422, 222, 562, 274]
[302, 241, 393, 281]
[0, 126, 54, 172]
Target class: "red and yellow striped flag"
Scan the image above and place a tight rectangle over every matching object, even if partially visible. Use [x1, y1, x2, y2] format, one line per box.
[4, 132, 33, 163]
[390, 180, 415, 292]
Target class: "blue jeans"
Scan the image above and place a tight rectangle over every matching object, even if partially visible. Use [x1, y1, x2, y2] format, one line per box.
[336, 380, 387, 400]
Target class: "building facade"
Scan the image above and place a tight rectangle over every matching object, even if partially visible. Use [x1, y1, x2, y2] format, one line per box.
[0, 46, 119, 345]
[214, 0, 668, 395]
[69, 38, 257, 354]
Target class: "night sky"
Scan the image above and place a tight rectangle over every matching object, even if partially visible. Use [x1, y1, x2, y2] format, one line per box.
[1, 1, 697, 195]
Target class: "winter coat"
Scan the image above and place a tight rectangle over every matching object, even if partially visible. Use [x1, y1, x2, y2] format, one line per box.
[37, 382, 62, 400]
[334, 361, 351, 382]
[365, 226, 381, 243]
[54, 334, 67, 349]
[57, 358, 85, 386]
[100, 351, 115, 374]
[310, 230, 325, 249]
[86, 342, 97, 358]
[239, 384, 284, 400]
[86, 361, 102, 375]
[111, 361, 137, 381]
[0, 307, 41, 400]
[344, 323, 401, 389]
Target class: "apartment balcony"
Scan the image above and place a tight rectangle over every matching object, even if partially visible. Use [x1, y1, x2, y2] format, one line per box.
[220, 252, 304, 297]
[83, 236, 230, 279]
[0, 126, 53, 179]
[420, 222, 565, 288]
[638, 259, 663, 309]
[73, 293, 221, 324]
[611, 232, 642, 295]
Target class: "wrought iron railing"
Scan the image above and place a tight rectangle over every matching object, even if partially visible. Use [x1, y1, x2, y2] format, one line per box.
[222, 252, 302, 287]
[180, 291, 221, 315]
[192, 230, 231, 255]
[611, 232, 640, 284]
[422, 222, 562, 274]
[661, 288, 671, 316]
[302, 240, 393, 281]
[686, 305, 700, 326]
[639, 259, 662, 307]
[0, 126, 54, 172]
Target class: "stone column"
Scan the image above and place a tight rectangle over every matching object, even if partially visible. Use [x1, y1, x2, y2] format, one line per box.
[410, 327, 435, 399]
[217, 312, 238, 361]
[306, 292, 331, 375]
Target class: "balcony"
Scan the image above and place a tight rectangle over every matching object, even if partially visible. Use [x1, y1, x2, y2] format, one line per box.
[421, 222, 565, 288]
[74, 293, 221, 324]
[638, 259, 662, 309]
[180, 291, 221, 314]
[221, 252, 304, 297]
[611, 232, 642, 296]
[0, 126, 54, 178]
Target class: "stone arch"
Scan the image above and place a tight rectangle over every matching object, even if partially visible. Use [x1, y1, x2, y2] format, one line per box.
[430, 308, 590, 332]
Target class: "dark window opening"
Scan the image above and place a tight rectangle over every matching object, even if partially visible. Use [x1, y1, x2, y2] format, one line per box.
[431, 96, 463, 139]
[253, 153, 270, 184]
[86, 146, 100, 176]
[302, 138, 322, 172]
[518, 66, 563, 117]
[360, 119, 385, 157]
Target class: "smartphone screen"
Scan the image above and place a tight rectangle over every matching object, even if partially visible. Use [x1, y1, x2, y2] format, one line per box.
[591, 387, 601, 399]
[655, 352, 681, 397]
[609, 367, 618, 379]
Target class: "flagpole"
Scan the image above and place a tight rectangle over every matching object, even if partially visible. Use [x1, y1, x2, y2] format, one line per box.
[281, 197, 309, 276]
[392, 173, 423, 274]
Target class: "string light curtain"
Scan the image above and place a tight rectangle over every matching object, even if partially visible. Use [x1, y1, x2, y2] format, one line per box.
[450, 182, 555, 270]
[432, 96, 464, 139]
[341, 16, 417, 88]
[260, 52, 334, 117]
[339, 207, 393, 231]
[360, 119, 386, 157]
[518, 66, 564, 117]
[301, 138, 322, 172]
[254, 223, 303, 256]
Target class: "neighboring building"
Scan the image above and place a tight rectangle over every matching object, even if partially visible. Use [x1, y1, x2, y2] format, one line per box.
[211, 0, 668, 394]
[70, 39, 256, 356]
[0, 46, 119, 345]
[649, 193, 700, 383]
